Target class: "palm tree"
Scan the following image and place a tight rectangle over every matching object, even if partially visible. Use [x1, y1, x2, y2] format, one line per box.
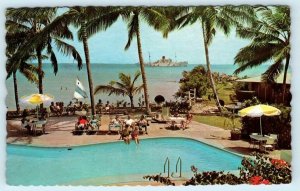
[94, 71, 143, 108]
[6, 14, 40, 113]
[37, 7, 121, 116]
[234, 6, 290, 102]
[83, 7, 171, 114]
[6, 8, 82, 102]
[167, 6, 255, 112]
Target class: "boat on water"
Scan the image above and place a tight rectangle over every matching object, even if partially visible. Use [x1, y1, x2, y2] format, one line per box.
[145, 55, 188, 67]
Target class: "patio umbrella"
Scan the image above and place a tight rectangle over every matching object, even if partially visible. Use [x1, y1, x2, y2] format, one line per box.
[238, 104, 281, 135]
[20, 93, 54, 117]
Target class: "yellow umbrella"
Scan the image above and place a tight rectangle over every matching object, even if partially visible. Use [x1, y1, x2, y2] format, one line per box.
[21, 93, 54, 117]
[21, 94, 54, 105]
[238, 104, 281, 135]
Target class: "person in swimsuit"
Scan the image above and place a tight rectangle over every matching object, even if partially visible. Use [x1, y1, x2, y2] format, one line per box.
[121, 125, 130, 144]
[131, 126, 140, 144]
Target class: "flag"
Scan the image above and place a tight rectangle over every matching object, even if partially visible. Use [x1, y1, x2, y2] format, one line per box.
[74, 79, 88, 99]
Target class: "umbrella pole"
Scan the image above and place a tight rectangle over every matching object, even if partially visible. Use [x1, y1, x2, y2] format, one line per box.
[260, 117, 263, 136]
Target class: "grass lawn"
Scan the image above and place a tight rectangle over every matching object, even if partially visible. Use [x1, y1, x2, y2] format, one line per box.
[193, 115, 242, 130]
[205, 82, 236, 106]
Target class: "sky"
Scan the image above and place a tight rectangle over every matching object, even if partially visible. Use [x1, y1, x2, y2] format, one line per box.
[54, 8, 251, 65]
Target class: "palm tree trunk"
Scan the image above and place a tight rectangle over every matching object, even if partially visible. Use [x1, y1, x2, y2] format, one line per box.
[129, 95, 134, 108]
[201, 22, 222, 112]
[81, 21, 96, 116]
[13, 71, 20, 113]
[282, 53, 290, 104]
[136, 16, 150, 114]
[37, 49, 44, 109]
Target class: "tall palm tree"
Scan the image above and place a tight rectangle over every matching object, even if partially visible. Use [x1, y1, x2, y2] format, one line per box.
[6, 8, 82, 104]
[6, 15, 41, 113]
[94, 71, 143, 108]
[37, 7, 121, 116]
[234, 6, 290, 102]
[83, 7, 171, 114]
[167, 6, 255, 112]
[122, 8, 171, 114]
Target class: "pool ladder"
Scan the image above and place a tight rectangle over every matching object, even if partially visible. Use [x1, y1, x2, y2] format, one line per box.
[163, 157, 182, 178]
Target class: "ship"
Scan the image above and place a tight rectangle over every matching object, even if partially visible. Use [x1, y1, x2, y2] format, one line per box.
[144, 55, 188, 67]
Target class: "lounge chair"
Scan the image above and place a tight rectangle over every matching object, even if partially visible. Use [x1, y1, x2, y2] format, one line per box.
[249, 133, 260, 149]
[86, 115, 101, 135]
[108, 123, 122, 134]
[260, 137, 277, 153]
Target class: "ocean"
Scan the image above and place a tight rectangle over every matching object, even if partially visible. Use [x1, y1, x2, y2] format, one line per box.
[5, 63, 271, 110]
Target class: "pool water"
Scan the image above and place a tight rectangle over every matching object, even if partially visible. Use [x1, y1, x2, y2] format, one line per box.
[6, 137, 242, 185]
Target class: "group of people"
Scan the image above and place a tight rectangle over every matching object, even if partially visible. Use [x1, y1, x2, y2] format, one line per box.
[170, 111, 193, 130]
[50, 102, 64, 116]
[75, 115, 100, 131]
[109, 115, 148, 144]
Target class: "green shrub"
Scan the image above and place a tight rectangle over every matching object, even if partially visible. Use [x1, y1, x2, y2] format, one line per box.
[144, 153, 291, 185]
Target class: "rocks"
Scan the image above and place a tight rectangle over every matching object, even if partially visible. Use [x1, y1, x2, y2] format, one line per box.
[190, 103, 218, 114]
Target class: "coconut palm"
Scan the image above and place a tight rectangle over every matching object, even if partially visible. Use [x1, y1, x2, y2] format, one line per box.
[6, 15, 41, 113]
[37, 7, 121, 116]
[83, 7, 171, 114]
[234, 6, 290, 102]
[94, 71, 143, 108]
[167, 6, 255, 112]
[6, 8, 82, 100]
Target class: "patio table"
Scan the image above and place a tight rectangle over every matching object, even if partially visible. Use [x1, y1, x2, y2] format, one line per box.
[169, 117, 186, 124]
[249, 135, 269, 149]
[30, 119, 47, 135]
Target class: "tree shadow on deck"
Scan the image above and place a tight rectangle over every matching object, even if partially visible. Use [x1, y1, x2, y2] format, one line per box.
[224, 146, 254, 155]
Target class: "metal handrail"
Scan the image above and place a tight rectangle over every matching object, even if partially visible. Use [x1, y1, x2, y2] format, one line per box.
[164, 157, 170, 177]
[176, 157, 182, 177]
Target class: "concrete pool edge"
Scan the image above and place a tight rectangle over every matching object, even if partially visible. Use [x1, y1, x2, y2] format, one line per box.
[7, 136, 246, 158]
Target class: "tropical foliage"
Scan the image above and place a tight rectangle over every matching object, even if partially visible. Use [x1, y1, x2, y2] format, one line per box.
[94, 71, 143, 108]
[144, 153, 291, 185]
[176, 65, 209, 99]
[234, 6, 290, 102]
[168, 6, 255, 112]
[6, 8, 82, 108]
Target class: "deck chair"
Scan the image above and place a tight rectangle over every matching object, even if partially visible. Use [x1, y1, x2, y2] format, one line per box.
[32, 120, 46, 136]
[108, 123, 122, 134]
[86, 115, 101, 135]
[249, 133, 260, 149]
[260, 137, 277, 153]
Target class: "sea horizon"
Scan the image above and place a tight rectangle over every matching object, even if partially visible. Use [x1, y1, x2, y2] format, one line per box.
[5, 63, 278, 110]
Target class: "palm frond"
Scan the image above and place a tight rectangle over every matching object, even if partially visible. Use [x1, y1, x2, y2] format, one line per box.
[94, 85, 125, 96]
[124, 13, 138, 50]
[261, 58, 283, 83]
[54, 38, 83, 70]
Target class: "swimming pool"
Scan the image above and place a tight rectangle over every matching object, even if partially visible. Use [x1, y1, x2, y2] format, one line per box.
[6, 137, 242, 185]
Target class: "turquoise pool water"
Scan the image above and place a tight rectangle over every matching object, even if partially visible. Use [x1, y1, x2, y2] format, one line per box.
[6, 137, 242, 185]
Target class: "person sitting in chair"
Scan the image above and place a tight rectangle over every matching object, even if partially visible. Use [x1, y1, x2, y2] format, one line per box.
[137, 115, 148, 134]
[120, 125, 131, 144]
[21, 109, 31, 133]
[50, 102, 60, 116]
[109, 115, 122, 133]
[124, 115, 135, 128]
[182, 111, 193, 130]
[76, 116, 88, 130]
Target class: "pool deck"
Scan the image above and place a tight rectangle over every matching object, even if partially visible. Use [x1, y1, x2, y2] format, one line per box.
[6, 115, 282, 158]
[6, 115, 285, 186]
